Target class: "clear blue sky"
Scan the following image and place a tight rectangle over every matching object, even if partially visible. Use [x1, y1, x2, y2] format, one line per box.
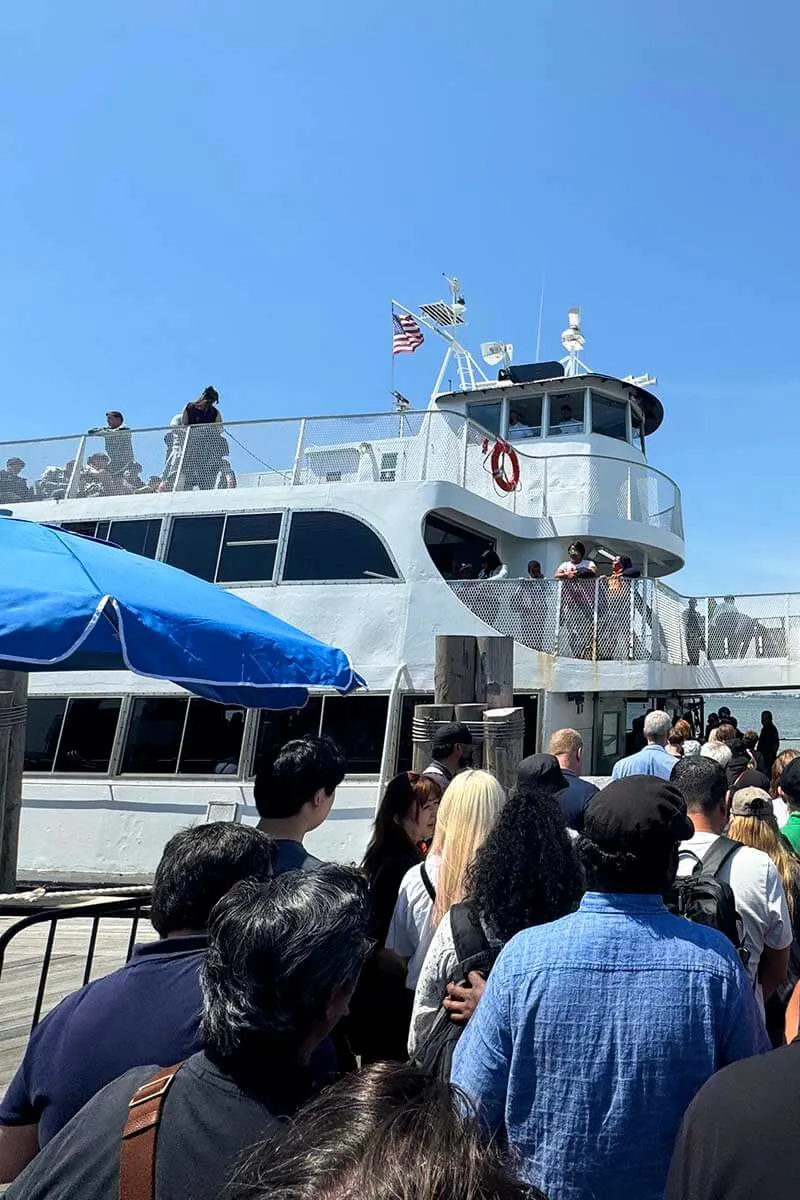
[1, 0, 797, 594]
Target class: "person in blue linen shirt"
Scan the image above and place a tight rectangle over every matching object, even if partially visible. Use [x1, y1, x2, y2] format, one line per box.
[451, 776, 770, 1200]
[611, 708, 674, 779]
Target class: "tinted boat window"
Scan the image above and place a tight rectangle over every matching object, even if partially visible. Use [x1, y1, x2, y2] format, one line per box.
[55, 698, 122, 773]
[166, 516, 225, 581]
[283, 512, 397, 581]
[548, 392, 585, 436]
[108, 519, 161, 560]
[121, 698, 188, 774]
[24, 698, 68, 771]
[251, 698, 324, 775]
[178, 700, 246, 774]
[320, 696, 389, 773]
[591, 392, 628, 442]
[217, 513, 282, 583]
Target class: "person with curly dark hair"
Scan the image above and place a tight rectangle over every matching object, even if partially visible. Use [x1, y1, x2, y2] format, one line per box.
[452, 776, 769, 1200]
[408, 781, 583, 1055]
[229, 1061, 544, 1200]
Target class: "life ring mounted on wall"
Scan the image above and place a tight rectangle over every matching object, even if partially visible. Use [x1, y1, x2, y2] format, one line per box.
[487, 439, 520, 493]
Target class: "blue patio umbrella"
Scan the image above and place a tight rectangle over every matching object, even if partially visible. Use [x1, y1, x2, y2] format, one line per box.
[0, 517, 366, 708]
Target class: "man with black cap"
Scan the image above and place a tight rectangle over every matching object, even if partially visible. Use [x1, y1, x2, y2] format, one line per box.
[423, 722, 473, 794]
[452, 776, 768, 1200]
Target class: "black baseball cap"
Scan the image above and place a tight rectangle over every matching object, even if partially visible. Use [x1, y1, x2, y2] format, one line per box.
[432, 721, 472, 751]
[517, 753, 567, 793]
[584, 777, 694, 851]
[780, 757, 800, 802]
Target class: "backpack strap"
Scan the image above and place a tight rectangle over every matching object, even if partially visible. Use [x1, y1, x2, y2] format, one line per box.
[450, 903, 491, 977]
[696, 835, 742, 880]
[119, 1063, 184, 1200]
[420, 862, 436, 903]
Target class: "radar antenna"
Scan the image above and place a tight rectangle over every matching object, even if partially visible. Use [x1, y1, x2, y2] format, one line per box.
[393, 274, 490, 397]
[560, 307, 591, 377]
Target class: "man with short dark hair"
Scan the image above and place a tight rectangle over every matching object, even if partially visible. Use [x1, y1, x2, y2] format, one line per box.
[0, 458, 31, 503]
[547, 727, 598, 832]
[88, 411, 135, 476]
[757, 709, 780, 776]
[452, 776, 768, 1200]
[672, 756, 791, 1008]
[254, 735, 346, 872]
[5, 866, 371, 1200]
[422, 722, 473, 794]
[0, 823, 274, 1182]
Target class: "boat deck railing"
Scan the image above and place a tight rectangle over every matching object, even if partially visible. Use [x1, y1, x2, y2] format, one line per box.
[449, 578, 798, 665]
[0, 411, 683, 538]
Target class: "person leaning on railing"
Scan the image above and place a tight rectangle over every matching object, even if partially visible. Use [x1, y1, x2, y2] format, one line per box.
[179, 386, 229, 490]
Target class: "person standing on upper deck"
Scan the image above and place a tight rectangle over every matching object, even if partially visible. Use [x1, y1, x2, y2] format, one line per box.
[181, 386, 226, 489]
[88, 411, 134, 477]
[611, 710, 674, 780]
[0, 458, 31, 503]
[758, 710, 781, 776]
[555, 542, 596, 658]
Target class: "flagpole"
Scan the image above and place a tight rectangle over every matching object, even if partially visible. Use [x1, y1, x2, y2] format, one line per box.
[390, 302, 396, 412]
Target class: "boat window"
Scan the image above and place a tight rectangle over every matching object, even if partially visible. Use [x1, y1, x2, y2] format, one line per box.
[61, 519, 161, 559]
[424, 514, 493, 579]
[548, 392, 585, 436]
[591, 392, 628, 442]
[166, 516, 225, 582]
[466, 401, 502, 437]
[216, 513, 282, 583]
[121, 698, 189, 773]
[178, 701, 246, 774]
[508, 396, 543, 441]
[320, 695, 389, 774]
[251, 698, 325, 775]
[282, 512, 398, 581]
[55, 698, 122, 773]
[24, 698, 68, 771]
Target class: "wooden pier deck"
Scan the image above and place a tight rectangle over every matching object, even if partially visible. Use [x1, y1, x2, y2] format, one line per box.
[0, 914, 156, 1091]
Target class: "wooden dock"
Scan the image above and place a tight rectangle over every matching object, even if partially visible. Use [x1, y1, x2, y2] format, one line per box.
[0, 915, 156, 1091]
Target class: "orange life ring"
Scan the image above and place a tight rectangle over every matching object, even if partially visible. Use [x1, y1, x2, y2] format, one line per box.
[490, 440, 520, 492]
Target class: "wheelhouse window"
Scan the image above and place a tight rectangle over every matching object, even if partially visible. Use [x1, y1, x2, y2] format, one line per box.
[320, 696, 389, 774]
[165, 513, 283, 583]
[424, 514, 493, 579]
[507, 396, 543, 441]
[466, 401, 502, 437]
[24, 697, 122, 774]
[282, 511, 398, 581]
[590, 392, 628, 442]
[61, 519, 161, 560]
[121, 697, 245, 775]
[631, 404, 645, 450]
[548, 392, 585, 436]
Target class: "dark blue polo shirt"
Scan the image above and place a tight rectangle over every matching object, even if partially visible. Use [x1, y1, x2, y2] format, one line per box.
[0, 935, 206, 1147]
[557, 769, 599, 833]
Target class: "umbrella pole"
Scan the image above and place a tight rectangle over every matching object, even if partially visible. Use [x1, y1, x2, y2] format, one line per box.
[0, 671, 28, 894]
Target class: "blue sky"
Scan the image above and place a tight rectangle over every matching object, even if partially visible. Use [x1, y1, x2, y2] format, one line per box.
[0, 0, 797, 594]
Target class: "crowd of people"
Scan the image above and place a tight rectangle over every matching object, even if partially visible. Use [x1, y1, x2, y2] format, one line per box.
[0, 388, 237, 505]
[0, 712, 799, 1197]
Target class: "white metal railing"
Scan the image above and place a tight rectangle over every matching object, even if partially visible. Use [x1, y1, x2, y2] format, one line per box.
[449, 578, 800, 665]
[0, 411, 683, 537]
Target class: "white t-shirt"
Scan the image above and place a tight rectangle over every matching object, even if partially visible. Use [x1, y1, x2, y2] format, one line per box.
[677, 831, 792, 1006]
[385, 855, 440, 990]
[556, 559, 595, 576]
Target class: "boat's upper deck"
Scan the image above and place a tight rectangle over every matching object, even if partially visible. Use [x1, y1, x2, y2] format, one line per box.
[0, 408, 684, 541]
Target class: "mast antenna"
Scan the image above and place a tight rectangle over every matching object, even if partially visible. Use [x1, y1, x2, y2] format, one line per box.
[560, 307, 591, 376]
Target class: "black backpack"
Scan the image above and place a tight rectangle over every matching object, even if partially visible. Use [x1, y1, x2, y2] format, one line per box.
[412, 903, 499, 1081]
[665, 836, 749, 967]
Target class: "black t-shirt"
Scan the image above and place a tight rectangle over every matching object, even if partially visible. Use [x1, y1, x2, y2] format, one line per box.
[666, 1042, 800, 1199]
[368, 848, 421, 947]
[5, 1052, 310, 1200]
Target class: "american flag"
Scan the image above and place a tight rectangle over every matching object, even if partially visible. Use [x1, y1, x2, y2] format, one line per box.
[392, 311, 424, 355]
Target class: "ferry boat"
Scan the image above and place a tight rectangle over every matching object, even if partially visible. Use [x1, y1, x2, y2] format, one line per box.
[3, 281, 798, 882]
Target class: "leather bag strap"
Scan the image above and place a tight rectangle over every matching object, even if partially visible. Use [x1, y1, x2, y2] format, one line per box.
[119, 1063, 184, 1200]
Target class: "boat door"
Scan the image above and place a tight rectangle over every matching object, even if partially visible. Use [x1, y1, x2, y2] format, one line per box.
[593, 695, 626, 775]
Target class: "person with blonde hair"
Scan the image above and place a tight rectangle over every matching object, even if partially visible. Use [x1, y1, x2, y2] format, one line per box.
[386, 770, 506, 993]
[727, 786, 800, 1046]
